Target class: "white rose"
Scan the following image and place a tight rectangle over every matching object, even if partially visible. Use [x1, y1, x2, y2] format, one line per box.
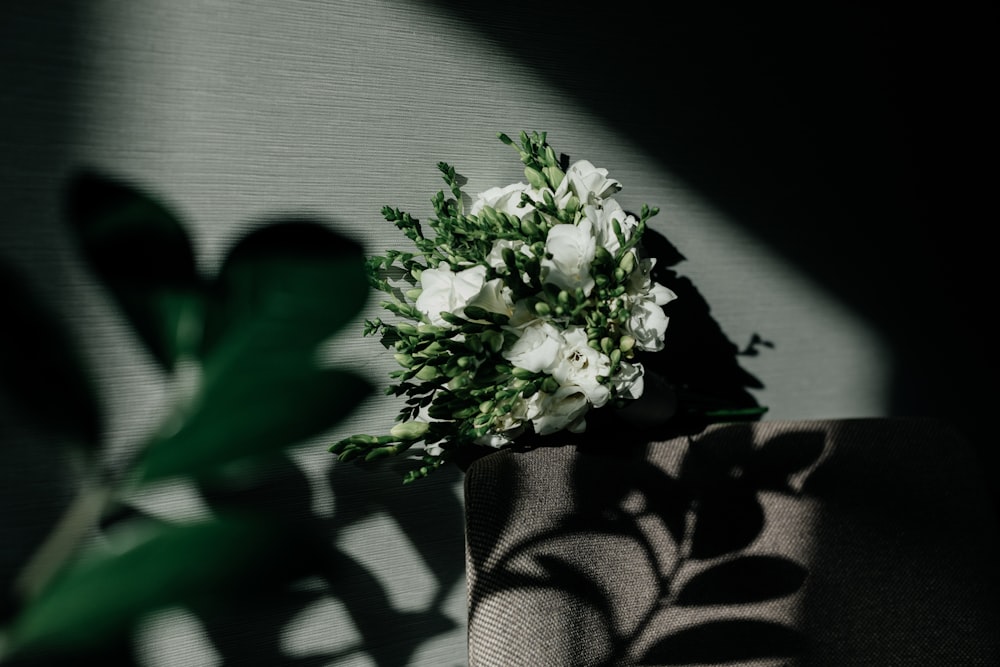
[502, 320, 563, 372]
[470, 182, 537, 218]
[549, 327, 611, 407]
[584, 199, 637, 255]
[541, 218, 596, 296]
[415, 263, 487, 327]
[627, 296, 670, 352]
[531, 386, 591, 435]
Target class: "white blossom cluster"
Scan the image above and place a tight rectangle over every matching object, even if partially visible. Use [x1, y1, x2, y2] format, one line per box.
[332, 131, 675, 482]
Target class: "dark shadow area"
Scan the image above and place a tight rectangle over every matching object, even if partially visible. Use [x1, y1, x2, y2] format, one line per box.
[423, 0, 1000, 510]
[465, 419, 1000, 665]
[799, 418, 1000, 665]
[1, 0, 91, 649]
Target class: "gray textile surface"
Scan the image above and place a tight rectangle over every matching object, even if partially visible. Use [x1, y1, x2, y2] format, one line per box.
[464, 418, 1000, 666]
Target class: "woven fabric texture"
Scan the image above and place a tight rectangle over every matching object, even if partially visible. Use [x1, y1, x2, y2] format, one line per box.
[464, 418, 1000, 666]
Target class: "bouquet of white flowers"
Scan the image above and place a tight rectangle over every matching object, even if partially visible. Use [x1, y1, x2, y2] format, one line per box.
[331, 131, 677, 482]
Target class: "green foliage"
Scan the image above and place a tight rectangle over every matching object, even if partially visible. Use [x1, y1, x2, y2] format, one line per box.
[331, 130, 664, 482]
[5, 516, 286, 655]
[0, 172, 371, 661]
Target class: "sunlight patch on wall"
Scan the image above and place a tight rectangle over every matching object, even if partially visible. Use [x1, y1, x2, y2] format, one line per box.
[134, 607, 222, 667]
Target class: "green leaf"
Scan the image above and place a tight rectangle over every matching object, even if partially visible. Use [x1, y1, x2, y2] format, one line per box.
[3, 516, 286, 659]
[66, 171, 203, 372]
[134, 362, 371, 484]
[0, 261, 102, 447]
[200, 220, 368, 363]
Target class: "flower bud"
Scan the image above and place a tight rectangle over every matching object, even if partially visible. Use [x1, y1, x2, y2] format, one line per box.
[619, 335, 636, 353]
[564, 195, 580, 215]
[512, 366, 535, 379]
[543, 165, 564, 190]
[525, 166, 547, 190]
[416, 365, 440, 381]
[390, 421, 430, 441]
[544, 145, 558, 166]
[541, 376, 560, 394]
[481, 206, 501, 227]
[534, 301, 551, 317]
[481, 329, 505, 353]
[618, 251, 635, 274]
[448, 374, 470, 390]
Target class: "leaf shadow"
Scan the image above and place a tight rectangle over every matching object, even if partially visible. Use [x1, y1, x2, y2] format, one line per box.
[466, 425, 826, 665]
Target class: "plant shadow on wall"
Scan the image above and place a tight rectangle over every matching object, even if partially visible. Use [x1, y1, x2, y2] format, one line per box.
[0, 174, 461, 666]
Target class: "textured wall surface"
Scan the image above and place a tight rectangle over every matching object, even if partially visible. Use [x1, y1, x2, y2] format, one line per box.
[2, 2, 994, 665]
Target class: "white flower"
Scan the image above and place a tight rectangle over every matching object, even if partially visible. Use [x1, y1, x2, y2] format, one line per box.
[502, 320, 563, 372]
[623, 255, 677, 351]
[548, 327, 611, 407]
[584, 199, 637, 255]
[541, 218, 596, 296]
[531, 386, 591, 435]
[465, 278, 514, 320]
[627, 296, 670, 352]
[470, 182, 536, 218]
[650, 282, 676, 307]
[611, 361, 645, 400]
[415, 263, 487, 327]
[553, 159, 621, 205]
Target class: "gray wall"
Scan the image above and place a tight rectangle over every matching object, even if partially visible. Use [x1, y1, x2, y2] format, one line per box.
[2, 2, 994, 665]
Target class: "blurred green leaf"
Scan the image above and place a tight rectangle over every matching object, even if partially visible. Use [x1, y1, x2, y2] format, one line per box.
[131, 220, 372, 484]
[135, 362, 371, 484]
[0, 261, 102, 447]
[66, 171, 203, 372]
[200, 220, 368, 365]
[3, 516, 284, 658]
